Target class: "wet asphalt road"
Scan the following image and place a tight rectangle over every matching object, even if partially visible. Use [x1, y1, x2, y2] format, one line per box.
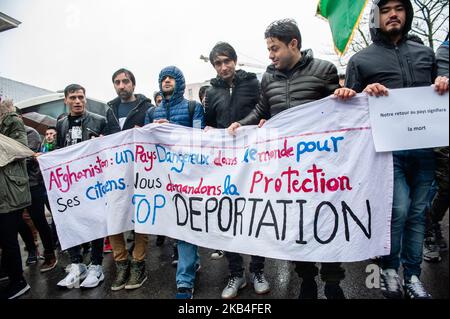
[3, 216, 448, 300]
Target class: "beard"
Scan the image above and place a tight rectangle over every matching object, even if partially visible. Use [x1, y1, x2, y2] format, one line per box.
[387, 26, 403, 37]
[119, 90, 133, 101]
[163, 88, 174, 96]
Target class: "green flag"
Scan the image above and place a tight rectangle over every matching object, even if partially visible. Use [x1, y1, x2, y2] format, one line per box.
[317, 0, 368, 55]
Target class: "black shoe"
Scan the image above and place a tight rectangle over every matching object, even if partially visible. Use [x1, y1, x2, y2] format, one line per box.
[156, 236, 166, 247]
[299, 280, 318, 299]
[0, 269, 8, 282]
[433, 223, 448, 251]
[324, 282, 346, 299]
[176, 287, 193, 299]
[26, 249, 38, 265]
[2, 280, 30, 299]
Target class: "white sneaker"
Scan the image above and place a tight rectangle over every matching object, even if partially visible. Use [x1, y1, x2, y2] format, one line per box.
[57, 263, 87, 289]
[221, 275, 247, 299]
[250, 272, 270, 294]
[404, 275, 432, 299]
[380, 268, 403, 299]
[80, 265, 104, 288]
[211, 250, 224, 260]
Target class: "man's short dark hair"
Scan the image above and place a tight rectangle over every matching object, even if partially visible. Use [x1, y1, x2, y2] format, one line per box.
[209, 42, 238, 66]
[199, 85, 209, 101]
[264, 19, 302, 50]
[153, 91, 162, 101]
[64, 84, 85, 97]
[46, 126, 57, 132]
[112, 68, 136, 86]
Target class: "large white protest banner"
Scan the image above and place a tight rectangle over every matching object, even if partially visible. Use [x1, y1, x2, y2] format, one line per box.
[369, 86, 449, 152]
[38, 94, 393, 262]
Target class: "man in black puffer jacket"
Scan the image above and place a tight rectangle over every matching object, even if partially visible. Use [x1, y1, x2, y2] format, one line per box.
[205, 42, 270, 299]
[228, 19, 355, 300]
[229, 20, 353, 129]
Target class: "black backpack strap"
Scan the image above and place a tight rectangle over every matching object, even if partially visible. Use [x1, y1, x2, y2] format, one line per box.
[145, 106, 156, 124]
[188, 100, 196, 125]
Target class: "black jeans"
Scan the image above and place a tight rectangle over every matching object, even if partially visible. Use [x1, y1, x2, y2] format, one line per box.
[294, 262, 345, 283]
[431, 147, 449, 224]
[0, 211, 25, 283]
[44, 196, 59, 246]
[68, 238, 104, 265]
[26, 184, 55, 255]
[225, 252, 265, 277]
[18, 215, 36, 253]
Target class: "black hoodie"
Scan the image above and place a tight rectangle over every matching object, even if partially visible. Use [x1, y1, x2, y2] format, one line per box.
[205, 69, 260, 128]
[345, 0, 437, 92]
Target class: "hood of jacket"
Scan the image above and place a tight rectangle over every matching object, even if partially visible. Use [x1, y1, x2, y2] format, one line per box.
[210, 69, 257, 88]
[370, 0, 414, 44]
[158, 66, 186, 107]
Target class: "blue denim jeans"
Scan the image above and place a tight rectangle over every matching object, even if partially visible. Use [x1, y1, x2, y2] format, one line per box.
[176, 240, 200, 289]
[381, 149, 435, 280]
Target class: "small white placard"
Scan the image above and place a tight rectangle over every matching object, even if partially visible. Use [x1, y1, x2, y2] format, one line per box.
[369, 87, 449, 152]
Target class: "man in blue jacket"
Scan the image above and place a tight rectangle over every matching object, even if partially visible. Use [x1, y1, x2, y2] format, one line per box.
[147, 66, 204, 299]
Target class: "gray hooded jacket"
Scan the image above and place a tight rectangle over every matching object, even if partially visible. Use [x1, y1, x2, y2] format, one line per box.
[345, 0, 437, 92]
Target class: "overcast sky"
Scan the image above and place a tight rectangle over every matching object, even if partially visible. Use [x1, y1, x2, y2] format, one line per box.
[0, 0, 339, 102]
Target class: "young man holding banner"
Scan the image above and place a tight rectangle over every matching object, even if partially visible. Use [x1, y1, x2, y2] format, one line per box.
[204, 42, 270, 299]
[146, 66, 205, 299]
[106, 69, 153, 291]
[56, 84, 120, 289]
[344, 0, 449, 299]
[228, 19, 355, 299]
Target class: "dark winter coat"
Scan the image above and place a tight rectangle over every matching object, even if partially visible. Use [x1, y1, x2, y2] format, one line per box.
[0, 113, 31, 214]
[345, 0, 437, 92]
[436, 41, 449, 77]
[239, 49, 340, 126]
[25, 125, 43, 187]
[106, 94, 153, 132]
[56, 111, 112, 148]
[205, 70, 260, 128]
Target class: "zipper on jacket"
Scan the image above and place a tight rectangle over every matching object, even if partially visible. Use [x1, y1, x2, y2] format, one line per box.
[124, 99, 147, 129]
[107, 102, 120, 128]
[395, 46, 408, 87]
[165, 101, 171, 121]
[229, 86, 235, 123]
[286, 79, 291, 107]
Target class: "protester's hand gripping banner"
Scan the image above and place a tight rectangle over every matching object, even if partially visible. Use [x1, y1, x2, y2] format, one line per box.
[38, 94, 393, 262]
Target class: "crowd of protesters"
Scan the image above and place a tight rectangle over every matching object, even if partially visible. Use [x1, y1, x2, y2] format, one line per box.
[0, 0, 448, 300]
